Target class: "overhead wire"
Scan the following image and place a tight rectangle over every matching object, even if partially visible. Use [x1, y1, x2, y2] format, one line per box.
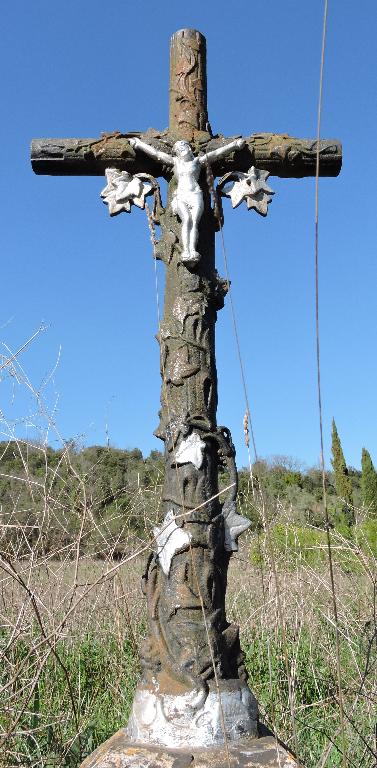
[314, 2, 348, 766]
[204, 1, 349, 763]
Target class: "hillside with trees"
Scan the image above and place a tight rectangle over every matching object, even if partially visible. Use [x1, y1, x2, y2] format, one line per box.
[1, 424, 376, 558]
[1, 429, 376, 767]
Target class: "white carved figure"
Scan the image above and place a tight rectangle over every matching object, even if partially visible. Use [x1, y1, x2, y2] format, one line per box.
[129, 136, 245, 266]
[218, 166, 274, 216]
[101, 168, 153, 216]
[153, 510, 192, 575]
[174, 431, 206, 470]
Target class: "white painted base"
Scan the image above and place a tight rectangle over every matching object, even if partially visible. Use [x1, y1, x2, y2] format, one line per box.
[126, 679, 258, 748]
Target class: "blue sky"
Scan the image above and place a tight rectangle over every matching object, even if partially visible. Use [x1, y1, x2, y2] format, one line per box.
[1, 1, 376, 470]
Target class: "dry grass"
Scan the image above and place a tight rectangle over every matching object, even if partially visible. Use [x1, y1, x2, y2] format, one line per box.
[0, 351, 376, 767]
[1, 529, 376, 767]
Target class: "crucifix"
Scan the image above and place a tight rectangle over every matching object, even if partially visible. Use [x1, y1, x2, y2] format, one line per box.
[32, 28, 341, 767]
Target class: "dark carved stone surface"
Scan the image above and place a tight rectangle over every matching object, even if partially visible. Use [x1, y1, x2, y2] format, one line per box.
[208, 133, 342, 178]
[31, 131, 342, 178]
[142, 162, 246, 695]
[169, 29, 208, 141]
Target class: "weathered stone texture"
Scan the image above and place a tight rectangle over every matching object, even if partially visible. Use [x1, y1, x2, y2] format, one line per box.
[80, 732, 298, 768]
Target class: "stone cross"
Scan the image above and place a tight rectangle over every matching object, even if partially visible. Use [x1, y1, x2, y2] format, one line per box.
[31, 28, 341, 765]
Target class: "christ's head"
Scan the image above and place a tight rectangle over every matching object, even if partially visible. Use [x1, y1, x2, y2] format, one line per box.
[173, 140, 194, 160]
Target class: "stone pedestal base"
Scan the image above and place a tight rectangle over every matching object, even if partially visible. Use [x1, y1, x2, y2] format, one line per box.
[127, 680, 258, 747]
[80, 730, 298, 768]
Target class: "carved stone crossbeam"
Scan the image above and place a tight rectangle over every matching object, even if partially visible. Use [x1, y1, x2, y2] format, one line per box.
[31, 131, 342, 178]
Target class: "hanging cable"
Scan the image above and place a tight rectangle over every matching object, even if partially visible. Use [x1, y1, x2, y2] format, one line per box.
[208, 159, 258, 466]
[205, 158, 302, 764]
[314, 3, 348, 766]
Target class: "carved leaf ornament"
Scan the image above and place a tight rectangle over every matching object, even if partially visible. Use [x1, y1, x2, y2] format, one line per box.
[101, 168, 155, 216]
[223, 500, 251, 552]
[174, 431, 206, 470]
[218, 166, 275, 217]
[153, 510, 192, 575]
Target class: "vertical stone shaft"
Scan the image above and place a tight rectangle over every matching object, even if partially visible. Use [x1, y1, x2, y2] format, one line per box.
[169, 28, 208, 141]
[139, 30, 246, 699]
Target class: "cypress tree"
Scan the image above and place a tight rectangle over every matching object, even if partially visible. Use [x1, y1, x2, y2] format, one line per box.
[361, 448, 377, 518]
[331, 419, 354, 524]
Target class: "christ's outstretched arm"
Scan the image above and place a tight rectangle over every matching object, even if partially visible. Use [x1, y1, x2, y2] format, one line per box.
[129, 137, 173, 166]
[200, 138, 245, 165]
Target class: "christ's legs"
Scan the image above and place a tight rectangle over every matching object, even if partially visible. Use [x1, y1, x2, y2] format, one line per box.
[175, 191, 203, 266]
[189, 196, 204, 260]
[175, 200, 193, 264]
[181, 211, 191, 260]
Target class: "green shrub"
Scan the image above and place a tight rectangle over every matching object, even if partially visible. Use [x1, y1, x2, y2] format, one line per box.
[354, 519, 377, 554]
[249, 522, 372, 573]
[0, 631, 141, 766]
[250, 524, 329, 569]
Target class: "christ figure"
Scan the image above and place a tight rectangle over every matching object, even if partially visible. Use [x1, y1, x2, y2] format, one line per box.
[129, 136, 245, 266]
